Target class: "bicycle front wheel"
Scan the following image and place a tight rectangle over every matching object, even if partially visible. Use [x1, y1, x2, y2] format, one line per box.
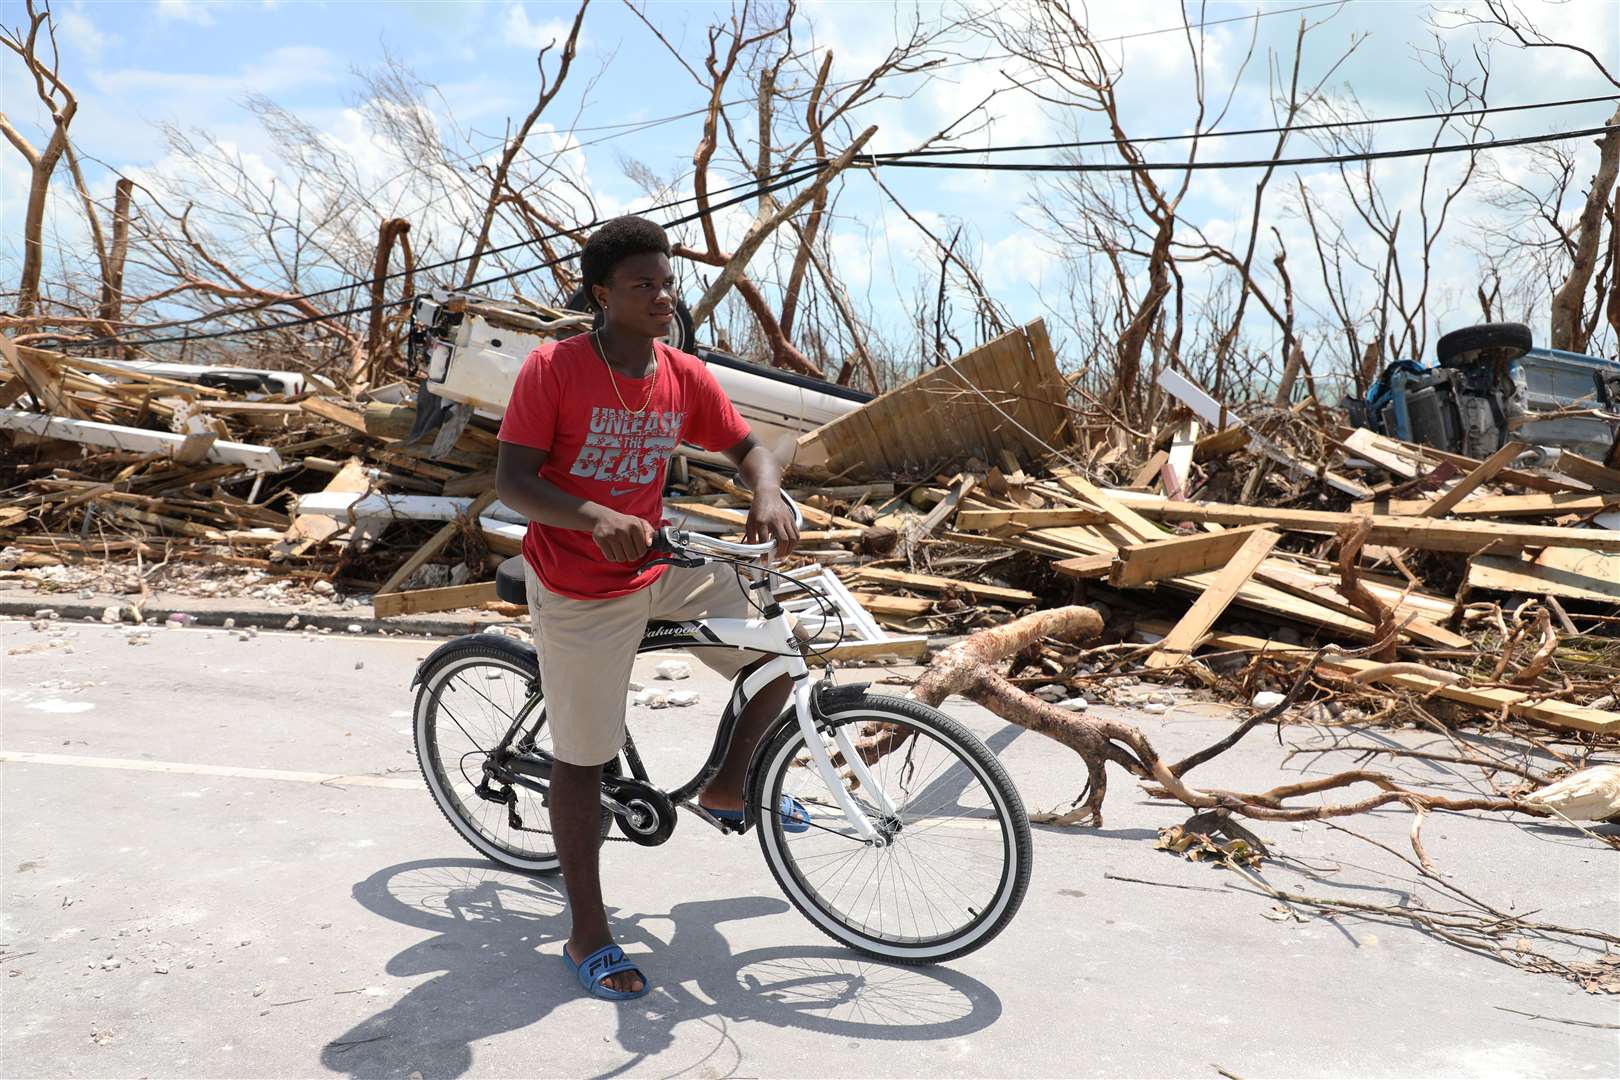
[752, 691, 1031, 964]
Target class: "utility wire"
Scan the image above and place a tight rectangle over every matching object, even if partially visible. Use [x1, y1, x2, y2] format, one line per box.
[96, 163, 824, 349]
[879, 93, 1620, 159]
[870, 122, 1620, 172]
[86, 92, 1614, 346]
[81, 160, 820, 344]
[78, 116, 1619, 350]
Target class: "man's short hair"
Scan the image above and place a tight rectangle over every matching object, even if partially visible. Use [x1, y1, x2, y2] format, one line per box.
[579, 216, 671, 311]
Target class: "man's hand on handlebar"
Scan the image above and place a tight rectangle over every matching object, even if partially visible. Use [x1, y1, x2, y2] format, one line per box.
[746, 489, 800, 558]
[587, 505, 655, 563]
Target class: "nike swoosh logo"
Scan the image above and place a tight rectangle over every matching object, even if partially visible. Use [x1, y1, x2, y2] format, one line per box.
[609, 485, 640, 497]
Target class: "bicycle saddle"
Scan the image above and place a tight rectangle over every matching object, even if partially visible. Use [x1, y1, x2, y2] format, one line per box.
[495, 555, 527, 605]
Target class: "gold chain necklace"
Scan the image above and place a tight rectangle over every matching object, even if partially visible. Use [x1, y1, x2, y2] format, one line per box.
[592, 329, 659, 415]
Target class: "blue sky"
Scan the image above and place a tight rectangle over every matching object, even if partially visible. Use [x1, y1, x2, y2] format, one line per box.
[3, 0, 1618, 378]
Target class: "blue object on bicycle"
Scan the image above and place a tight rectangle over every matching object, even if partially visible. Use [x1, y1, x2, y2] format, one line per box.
[709, 795, 811, 833]
[563, 943, 649, 1001]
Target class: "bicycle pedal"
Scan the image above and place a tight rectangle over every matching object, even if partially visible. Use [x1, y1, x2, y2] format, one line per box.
[681, 801, 741, 835]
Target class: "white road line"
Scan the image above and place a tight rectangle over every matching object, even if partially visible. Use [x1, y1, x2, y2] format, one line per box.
[0, 750, 419, 790]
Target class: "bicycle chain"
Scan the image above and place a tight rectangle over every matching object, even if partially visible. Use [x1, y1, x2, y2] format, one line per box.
[487, 782, 638, 842]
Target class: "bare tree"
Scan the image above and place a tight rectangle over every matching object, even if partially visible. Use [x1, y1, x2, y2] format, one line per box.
[1, 0, 79, 318]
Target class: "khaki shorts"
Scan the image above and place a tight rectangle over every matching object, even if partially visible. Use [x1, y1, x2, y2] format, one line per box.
[524, 560, 759, 766]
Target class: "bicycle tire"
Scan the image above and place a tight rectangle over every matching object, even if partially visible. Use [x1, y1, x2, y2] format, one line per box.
[751, 691, 1032, 964]
[413, 640, 609, 873]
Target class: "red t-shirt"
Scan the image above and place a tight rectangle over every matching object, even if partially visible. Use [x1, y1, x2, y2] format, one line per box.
[497, 334, 751, 600]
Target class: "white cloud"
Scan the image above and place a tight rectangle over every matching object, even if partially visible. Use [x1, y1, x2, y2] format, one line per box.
[500, 3, 571, 52]
[156, 0, 216, 27]
[58, 3, 117, 64]
[90, 45, 342, 99]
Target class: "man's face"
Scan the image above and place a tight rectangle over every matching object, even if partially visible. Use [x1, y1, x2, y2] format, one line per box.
[593, 252, 677, 339]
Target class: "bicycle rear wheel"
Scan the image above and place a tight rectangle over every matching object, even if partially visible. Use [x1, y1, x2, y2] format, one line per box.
[752, 691, 1031, 964]
[414, 640, 608, 873]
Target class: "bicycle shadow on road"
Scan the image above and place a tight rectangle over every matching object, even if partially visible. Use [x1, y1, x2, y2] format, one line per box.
[320, 858, 1003, 1078]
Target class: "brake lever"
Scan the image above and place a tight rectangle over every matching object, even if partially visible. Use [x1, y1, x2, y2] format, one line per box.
[642, 554, 705, 571]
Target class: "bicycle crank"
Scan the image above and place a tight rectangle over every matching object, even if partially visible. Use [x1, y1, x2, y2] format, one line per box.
[604, 775, 677, 846]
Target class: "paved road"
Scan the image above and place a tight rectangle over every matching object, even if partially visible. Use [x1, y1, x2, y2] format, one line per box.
[3, 618, 1616, 1078]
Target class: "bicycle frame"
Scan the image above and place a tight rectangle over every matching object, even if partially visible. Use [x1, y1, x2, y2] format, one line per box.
[491, 562, 898, 843]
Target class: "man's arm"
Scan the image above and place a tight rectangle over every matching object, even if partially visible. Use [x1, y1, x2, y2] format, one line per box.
[724, 433, 799, 556]
[495, 441, 653, 563]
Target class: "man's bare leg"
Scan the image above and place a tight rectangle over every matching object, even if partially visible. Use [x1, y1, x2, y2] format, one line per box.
[550, 759, 643, 994]
[698, 668, 792, 814]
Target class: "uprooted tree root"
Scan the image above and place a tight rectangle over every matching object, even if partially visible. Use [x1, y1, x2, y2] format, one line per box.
[845, 606, 1553, 846]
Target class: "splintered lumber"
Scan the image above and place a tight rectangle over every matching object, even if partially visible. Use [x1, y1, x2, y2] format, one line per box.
[845, 566, 1035, 605]
[958, 506, 1110, 530]
[275, 458, 370, 557]
[1110, 526, 1269, 587]
[848, 591, 934, 617]
[1156, 368, 1372, 498]
[1468, 550, 1620, 604]
[1550, 451, 1620, 494]
[299, 396, 373, 437]
[1053, 553, 1116, 578]
[1365, 491, 1620, 518]
[917, 474, 977, 537]
[0, 409, 283, 471]
[1054, 474, 1163, 540]
[1420, 440, 1526, 517]
[373, 581, 500, 618]
[1104, 495, 1620, 554]
[0, 337, 85, 418]
[1342, 427, 1423, 478]
[792, 319, 1071, 480]
[1197, 629, 1620, 736]
[375, 490, 500, 597]
[1144, 529, 1280, 669]
[1338, 428, 1568, 494]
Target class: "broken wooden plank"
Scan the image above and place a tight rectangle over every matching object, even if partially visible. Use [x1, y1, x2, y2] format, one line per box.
[1197, 629, 1620, 736]
[299, 396, 373, 437]
[1100, 495, 1620, 554]
[1468, 550, 1620, 604]
[1420, 440, 1526, 518]
[373, 581, 499, 618]
[1144, 529, 1280, 670]
[275, 458, 370, 557]
[792, 319, 1071, 480]
[1157, 368, 1372, 498]
[1549, 451, 1620, 494]
[1364, 491, 1620, 518]
[1337, 427, 1569, 494]
[848, 591, 935, 617]
[1052, 553, 1117, 579]
[1053, 473, 1162, 541]
[1110, 526, 1269, 587]
[1129, 450, 1169, 489]
[173, 432, 216, 467]
[1342, 427, 1422, 478]
[375, 490, 499, 597]
[0, 409, 283, 471]
[845, 566, 1035, 605]
[916, 474, 978, 537]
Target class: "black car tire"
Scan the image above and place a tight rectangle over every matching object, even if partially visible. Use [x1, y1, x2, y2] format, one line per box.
[1436, 322, 1532, 367]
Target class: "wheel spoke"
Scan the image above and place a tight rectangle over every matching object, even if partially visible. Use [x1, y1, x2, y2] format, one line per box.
[764, 703, 1026, 954]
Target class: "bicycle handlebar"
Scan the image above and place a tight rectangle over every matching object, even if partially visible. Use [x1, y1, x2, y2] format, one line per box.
[654, 490, 803, 561]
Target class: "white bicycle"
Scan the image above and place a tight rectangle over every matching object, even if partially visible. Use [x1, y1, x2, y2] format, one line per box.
[410, 497, 1032, 963]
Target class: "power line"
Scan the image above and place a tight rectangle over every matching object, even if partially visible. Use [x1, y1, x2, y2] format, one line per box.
[93, 163, 825, 350]
[77, 160, 821, 347]
[881, 94, 1620, 159]
[870, 122, 1620, 172]
[74, 119, 1619, 351]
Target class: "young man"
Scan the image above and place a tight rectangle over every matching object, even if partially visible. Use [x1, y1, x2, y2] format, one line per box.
[495, 216, 799, 1001]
